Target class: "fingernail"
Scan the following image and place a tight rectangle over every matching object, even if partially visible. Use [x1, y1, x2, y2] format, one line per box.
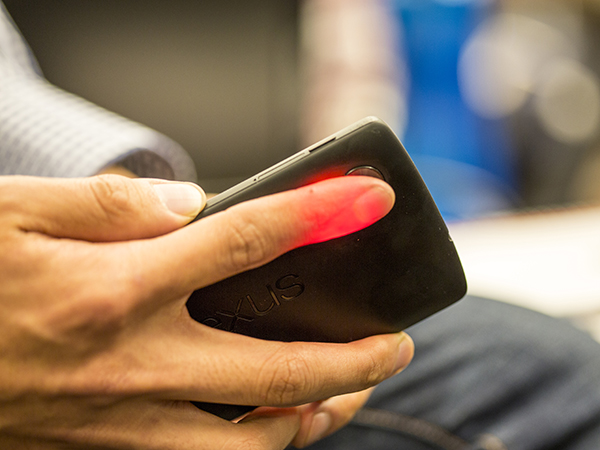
[352, 184, 395, 225]
[153, 183, 206, 218]
[393, 333, 414, 375]
[305, 412, 332, 447]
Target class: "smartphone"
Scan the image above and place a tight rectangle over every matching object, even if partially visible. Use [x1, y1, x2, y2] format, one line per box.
[186, 117, 467, 418]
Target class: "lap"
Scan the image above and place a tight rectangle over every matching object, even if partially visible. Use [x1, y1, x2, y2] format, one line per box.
[307, 297, 600, 450]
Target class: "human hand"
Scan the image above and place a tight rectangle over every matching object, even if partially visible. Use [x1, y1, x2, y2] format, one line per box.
[0, 174, 413, 449]
[289, 388, 376, 448]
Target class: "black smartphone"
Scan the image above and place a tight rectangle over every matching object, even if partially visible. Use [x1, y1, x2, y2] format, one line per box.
[186, 117, 467, 419]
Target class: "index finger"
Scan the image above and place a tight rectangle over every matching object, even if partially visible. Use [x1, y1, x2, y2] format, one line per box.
[128, 176, 395, 304]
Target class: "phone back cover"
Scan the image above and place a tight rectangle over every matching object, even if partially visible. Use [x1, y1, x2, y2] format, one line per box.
[186, 119, 467, 343]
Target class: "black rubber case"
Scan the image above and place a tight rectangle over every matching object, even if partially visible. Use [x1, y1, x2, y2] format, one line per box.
[186, 117, 467, 419]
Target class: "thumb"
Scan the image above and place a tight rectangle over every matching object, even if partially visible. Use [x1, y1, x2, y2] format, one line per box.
[3, 175, 206, 241]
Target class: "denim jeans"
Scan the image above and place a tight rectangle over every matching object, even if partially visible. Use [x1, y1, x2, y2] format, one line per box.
[307, 297, 600, 450]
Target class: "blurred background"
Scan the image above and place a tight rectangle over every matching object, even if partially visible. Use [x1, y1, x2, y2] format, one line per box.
[6, 0, 600, 213]
[5, 0, 600, 337]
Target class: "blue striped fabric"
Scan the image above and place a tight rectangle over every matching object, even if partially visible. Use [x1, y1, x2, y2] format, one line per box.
[0, 2, 196, 181]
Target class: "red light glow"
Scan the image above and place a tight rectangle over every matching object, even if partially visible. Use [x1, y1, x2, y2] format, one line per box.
[298, 177, 395, 246]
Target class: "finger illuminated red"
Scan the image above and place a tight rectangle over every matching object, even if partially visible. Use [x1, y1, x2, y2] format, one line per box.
[120, 176, 396, 302]
[299, 176, 395, 245]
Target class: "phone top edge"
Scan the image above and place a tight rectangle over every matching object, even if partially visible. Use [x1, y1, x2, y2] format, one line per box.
[304, 116, 381, 153]
[329, 116, 383, 142]
[202, 149, 312, 210]
[200, 116, 383, 211]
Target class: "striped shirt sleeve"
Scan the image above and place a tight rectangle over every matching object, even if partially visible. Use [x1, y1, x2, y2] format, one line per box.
[0, 2, 197, 181]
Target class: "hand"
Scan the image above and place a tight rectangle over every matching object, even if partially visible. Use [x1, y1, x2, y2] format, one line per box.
[0, 174, 413, 449]
[290, 388, 377, 448]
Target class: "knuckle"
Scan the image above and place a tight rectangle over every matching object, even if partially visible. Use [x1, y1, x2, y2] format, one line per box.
[40, 277, 135, 355]
[362, 354, 387, 387]
[221, 212, 272, 273]
[87, 175, 140, 221]
[259, 347, 314, 406]
[48, 293, 129, 344]
[360, 341, 392, 387]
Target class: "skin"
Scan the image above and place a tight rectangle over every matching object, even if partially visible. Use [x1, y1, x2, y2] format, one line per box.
[0, 174, 413, 449]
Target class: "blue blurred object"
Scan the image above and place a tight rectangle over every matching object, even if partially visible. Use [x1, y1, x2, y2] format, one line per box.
[391, 0, 516, 220]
